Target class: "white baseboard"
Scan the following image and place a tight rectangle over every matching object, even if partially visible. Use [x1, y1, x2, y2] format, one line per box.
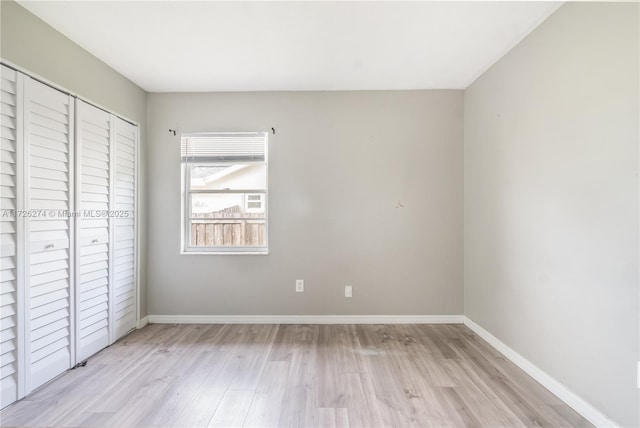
[147, 314, 464, 325]
[136, 316, 149, 329]
[463, 317, 618, 428]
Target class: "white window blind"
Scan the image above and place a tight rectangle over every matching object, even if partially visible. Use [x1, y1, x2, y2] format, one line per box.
[181, 132, 267, 163]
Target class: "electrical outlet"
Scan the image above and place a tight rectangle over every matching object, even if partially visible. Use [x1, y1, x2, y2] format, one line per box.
[296, 279, 304, 293]
[345, 285, 352, 298]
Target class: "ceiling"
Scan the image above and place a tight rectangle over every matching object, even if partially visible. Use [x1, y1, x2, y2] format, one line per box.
[18, 1, 562, 92]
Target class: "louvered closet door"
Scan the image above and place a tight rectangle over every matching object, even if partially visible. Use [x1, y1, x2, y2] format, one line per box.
[0, 66, 23, 408]
[24, 77, 74, 392]
[75, 101, 111, 361]
[112, 117, 136, 339]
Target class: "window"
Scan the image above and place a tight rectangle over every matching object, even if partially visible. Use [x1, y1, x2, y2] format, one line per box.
[181, 132, 268, 253]
[245, 193, 265, 213]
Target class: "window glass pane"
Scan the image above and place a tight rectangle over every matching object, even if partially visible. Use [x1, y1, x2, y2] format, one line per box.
[190, 219, 266, 247]
[191, 193, 266, 218]
[189, 164, 266, 190]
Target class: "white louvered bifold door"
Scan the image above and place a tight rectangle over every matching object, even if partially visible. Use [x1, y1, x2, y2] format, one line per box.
[0, 66, 139, 409]
[24, 77, 74, 392]
[0, 65, 24, 408]
[75, 101, 111, 361]
[112, 117, 136, 340]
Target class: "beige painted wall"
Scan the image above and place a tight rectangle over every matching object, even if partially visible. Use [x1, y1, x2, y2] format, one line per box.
[147, 90, 463, 316]
[1, 0, 149, 317]
[464, 3, 639, 426]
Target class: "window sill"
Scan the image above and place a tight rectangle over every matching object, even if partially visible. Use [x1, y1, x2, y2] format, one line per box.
[180, 251, 269, 256]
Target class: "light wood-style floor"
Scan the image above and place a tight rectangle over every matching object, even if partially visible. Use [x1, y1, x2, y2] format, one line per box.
[1, 323, 592, 428]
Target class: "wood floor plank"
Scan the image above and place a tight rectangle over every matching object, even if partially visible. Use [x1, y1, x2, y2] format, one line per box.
[0, 364, 111, 427]
[441, 358, 526, 427]
[457, 351, 554, 427]
[170, 385, 226, 428]
[314, 325, 350, 409]
[387, 351, 454, 426]
[359, 328, 425, 427]
[227, 325, 279, 390]
[547, 404, 594, 427]
[267, 324, 298, 362]
[89, 326, 203, 414]
[0, 323, 594, 428]
[436, 386, 484, 428]
[343, 372, 386, 428]
[315, 407, 339, 428]
[312, 407, 350, 428]
[169, 327, 268, 427]
[100, 373, 177, 428]
[462, 330, 566, 407]
[278, 325, 319, 428]
[335, 407, 350, 428]
[207, 389, 255, 428]
[76, 412, 114, 427]
[138, 350, 223, 427]
[243, 361, 290, 427]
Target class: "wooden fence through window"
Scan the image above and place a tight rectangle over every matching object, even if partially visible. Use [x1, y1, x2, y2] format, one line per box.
[190, 205, 266, 247]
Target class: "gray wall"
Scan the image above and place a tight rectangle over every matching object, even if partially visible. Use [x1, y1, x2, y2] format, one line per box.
[1, 0, 149, 317]
[147, 91, 463, 316]
[464, 3, 639, 426]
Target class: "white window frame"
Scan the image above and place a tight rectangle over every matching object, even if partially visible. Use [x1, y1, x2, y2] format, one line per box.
[180, 132, 269, 255]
